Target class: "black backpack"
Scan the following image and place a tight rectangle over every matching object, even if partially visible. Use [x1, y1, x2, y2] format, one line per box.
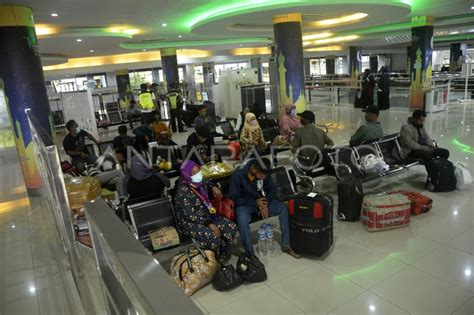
[236, 253, 267, 283]
[426, 157, 456, 192]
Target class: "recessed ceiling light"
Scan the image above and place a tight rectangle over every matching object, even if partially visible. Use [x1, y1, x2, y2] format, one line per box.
[369, 305, 376, 312]
[143, 49, 147, 52]
[162, 23, 168, 27]
[89, 49, 94, 53]
[450, 31, 459, 35]
[29, 286, 36, 294]
[240, 44, 243, 47]
[11, 225, 15, 229]
[471, 5, 474, 9]
[465, 269, 472, 277]
[76, 38, 82, 42]
[178, 35, 182, 38]
[51, 13, 59, 17]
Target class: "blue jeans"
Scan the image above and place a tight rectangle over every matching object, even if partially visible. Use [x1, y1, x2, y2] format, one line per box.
[235, 199, 290, 254]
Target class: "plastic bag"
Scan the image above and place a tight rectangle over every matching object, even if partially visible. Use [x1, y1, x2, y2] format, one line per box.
[65, 176, 101, 209]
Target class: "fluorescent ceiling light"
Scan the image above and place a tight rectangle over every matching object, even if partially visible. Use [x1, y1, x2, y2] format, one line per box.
[89, 49, 94, 53]
[449, 31, 459, 35]
[51, 13, 59, 17]
[162, 23, 168, 27]
[309, 35, 359, 45]
[108, 27, 141, 35]
[302, 32, 333, 41]
[178, 35, 182, 38]
[305, 45, 344, 52]
[35, 24, 58, 36]
[76, 38, 82, 42]
[310, 13, 368, 27]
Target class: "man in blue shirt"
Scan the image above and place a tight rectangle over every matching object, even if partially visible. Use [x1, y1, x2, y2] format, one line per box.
[133, 118, 155, 142]
[228, 158, 300, 258]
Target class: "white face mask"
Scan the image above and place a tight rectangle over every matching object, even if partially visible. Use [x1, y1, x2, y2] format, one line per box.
[75, 127, 81, 134]
[191, 171, 203, 183]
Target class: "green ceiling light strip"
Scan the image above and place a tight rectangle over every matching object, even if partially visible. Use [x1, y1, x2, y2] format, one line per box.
[120, 37, 272, 50]
[435, 34, 474, 42]
[185, 0, 412, 31]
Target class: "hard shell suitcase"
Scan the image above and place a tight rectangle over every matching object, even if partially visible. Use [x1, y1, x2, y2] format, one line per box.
[337, 176, 364, 221]
[285, 192, 334, 256]
[426, 157, 456, 192]
[362, 193, 411, 232]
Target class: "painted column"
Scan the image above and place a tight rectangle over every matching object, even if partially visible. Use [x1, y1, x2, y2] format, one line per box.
[406, 46, 411, 74]
[250, 57, 262, 83]
[0, 5, 54, 196]
[349, 46, 362, 79]
[450, 43, 467, 72]
[160, 48, 179, 91]
[409, 16, 434, 109]
[326, 56, 336, 75]
[369, 55, 378, 73]
[273, 13, 306, 113]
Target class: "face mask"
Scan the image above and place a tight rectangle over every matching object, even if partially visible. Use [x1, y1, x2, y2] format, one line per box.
[290, 109, 296, 116]
[191, 171, 203, 183]
[75, 127, 81, 134]
[249, 120, 258, 126]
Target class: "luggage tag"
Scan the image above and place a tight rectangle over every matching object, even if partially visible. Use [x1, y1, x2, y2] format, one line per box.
[307, 192, 317, 198]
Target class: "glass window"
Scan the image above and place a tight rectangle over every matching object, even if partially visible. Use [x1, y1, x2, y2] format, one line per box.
[238, 62, 249, 69]
[214, 64, 225, 84]
[178, 67, 184, 82]
[194, 66, 204, 84]
[336, 57, 345, 74]
[129, 69, 153, 90]
[158, 70, 164, 83]
[361, 55, 370, 71]
[309, 58, 326, 76]
[262, 62, 270, 83]
[224, 63, 238, 71]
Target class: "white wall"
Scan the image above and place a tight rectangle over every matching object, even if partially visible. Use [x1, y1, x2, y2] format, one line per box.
[390, 52, 408, 72]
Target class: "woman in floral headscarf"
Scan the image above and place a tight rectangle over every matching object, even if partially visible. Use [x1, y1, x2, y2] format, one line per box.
[174, 160, 237, 260]
[240, 112, 267, 157]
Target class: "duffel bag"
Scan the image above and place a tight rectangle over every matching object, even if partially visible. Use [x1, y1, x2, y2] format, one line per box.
[390, 190, 432, 215]
[362, 193, 411, 232]
[170, 245, 218, 296]
[236, 253, 267, 283]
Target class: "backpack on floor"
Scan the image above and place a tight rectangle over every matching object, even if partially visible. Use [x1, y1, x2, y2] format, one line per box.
[337, 176, 364, 221]
[454, 163, 472, 191]
[390, 190, 432, 215]
[426, 157, 456, 192]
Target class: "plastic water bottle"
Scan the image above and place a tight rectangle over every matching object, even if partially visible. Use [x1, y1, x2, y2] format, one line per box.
[266, 224, 275, 256]
[258, 226, 267, 256]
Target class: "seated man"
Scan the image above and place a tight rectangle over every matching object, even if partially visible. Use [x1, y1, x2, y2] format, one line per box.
[399, 110, 449, 163]
[291, 110, 334, 170]
[228, 158, 300, 259]
[155, 131, 182, 171]
[63, 120, 100, 172]
[126, 137, 171, 200]
[113, 125, 134, 150]
[151, 110, 172, 141]
[349, 106, 384, 146]
[186, 125, 217, 165]
[194, 105, 216, 132]
[133, 118, 155, 142]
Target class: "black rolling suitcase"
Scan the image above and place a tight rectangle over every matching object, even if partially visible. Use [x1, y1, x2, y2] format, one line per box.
[285, 192, 334, 257]
[337, 176, 364, 221]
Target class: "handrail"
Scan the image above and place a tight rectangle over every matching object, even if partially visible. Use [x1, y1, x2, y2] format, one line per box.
[85, 198, 202, 315]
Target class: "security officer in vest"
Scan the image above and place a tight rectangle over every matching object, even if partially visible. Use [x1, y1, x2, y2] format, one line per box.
[138, 83, 155, 124]
[167, 81, 185, 133]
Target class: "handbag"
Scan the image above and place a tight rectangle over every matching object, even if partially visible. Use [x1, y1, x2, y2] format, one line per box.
[454, 163, 472, 190]
[236, 253, 267, 283]
[170, 245, 218, 296]
[212, 195, 235, 221]
[212, 264, 242, 291]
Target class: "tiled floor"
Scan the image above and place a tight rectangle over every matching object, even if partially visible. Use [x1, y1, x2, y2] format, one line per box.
[2, 102, 474, 314]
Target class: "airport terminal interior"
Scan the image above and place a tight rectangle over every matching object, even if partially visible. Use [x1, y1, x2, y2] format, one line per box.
[0, 0, 474, 314]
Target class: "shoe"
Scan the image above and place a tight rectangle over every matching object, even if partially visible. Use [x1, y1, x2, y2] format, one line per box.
[282, 247, 301, 259]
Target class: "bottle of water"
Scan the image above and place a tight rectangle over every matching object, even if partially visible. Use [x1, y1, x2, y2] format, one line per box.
[266, 224, 275, 255]
[258, 226, 267, 256]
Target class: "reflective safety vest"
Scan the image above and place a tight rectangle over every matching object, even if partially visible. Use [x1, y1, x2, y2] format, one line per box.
[167, 91, 180, 109]
[138, 92, 154, 111]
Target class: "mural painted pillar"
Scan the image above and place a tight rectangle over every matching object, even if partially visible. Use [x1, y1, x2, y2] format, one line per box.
[326, 56, 336, 75]
[349, 46, 362, 79]
[160, 48, 179, 91]
[0, 5, 54, 196]
[273, 13, 306, 113]
[409, 16, 434, 109]
[450, 43, 467, 72]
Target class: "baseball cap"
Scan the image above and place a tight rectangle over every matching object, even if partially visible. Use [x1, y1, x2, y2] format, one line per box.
[362, 106, 380, 116]
[297, 110, 315, 123]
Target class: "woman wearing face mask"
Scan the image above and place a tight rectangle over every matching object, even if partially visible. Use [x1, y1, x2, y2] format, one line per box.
[240, 113, 267, 158]
[175, 160, 237, 261]
[279, 104, 302, 142]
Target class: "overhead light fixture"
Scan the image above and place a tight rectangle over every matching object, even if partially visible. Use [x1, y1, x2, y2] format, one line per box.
[305, 45, 344, 52]
[89, 49, 94, 53]
[162, 23, 168, 27]
[471, 5, 474, 9]
[309, 35, 359, 46]
[178, 35, 182, 38]
[450, 31, 460, 35]
[51, 13, 59, 17]
[76, 38, 82, 42]
[35, 24, 59, 36]
[310, 12, 368, 27]
[302, 32, 333, 41]
[143, 49, 147, 52]
[108, 26, 141, 36]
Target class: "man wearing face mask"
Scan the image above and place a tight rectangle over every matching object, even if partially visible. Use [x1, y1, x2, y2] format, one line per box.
[228, 158, 301, 259]
[63, 120, 100, 172]
[399, 110, 449, 163]
[279, 104, 302, 142]
[349, 106, 384, 146]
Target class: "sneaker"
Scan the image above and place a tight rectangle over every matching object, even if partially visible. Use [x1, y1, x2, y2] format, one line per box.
[282, 247, 301, 259]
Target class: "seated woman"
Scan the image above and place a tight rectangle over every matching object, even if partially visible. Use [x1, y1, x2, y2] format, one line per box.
[126, 136, 171, 200]
[240, 113, 267, 158]
[175, 160, 237, 261]
[151, 110, 173, 141]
